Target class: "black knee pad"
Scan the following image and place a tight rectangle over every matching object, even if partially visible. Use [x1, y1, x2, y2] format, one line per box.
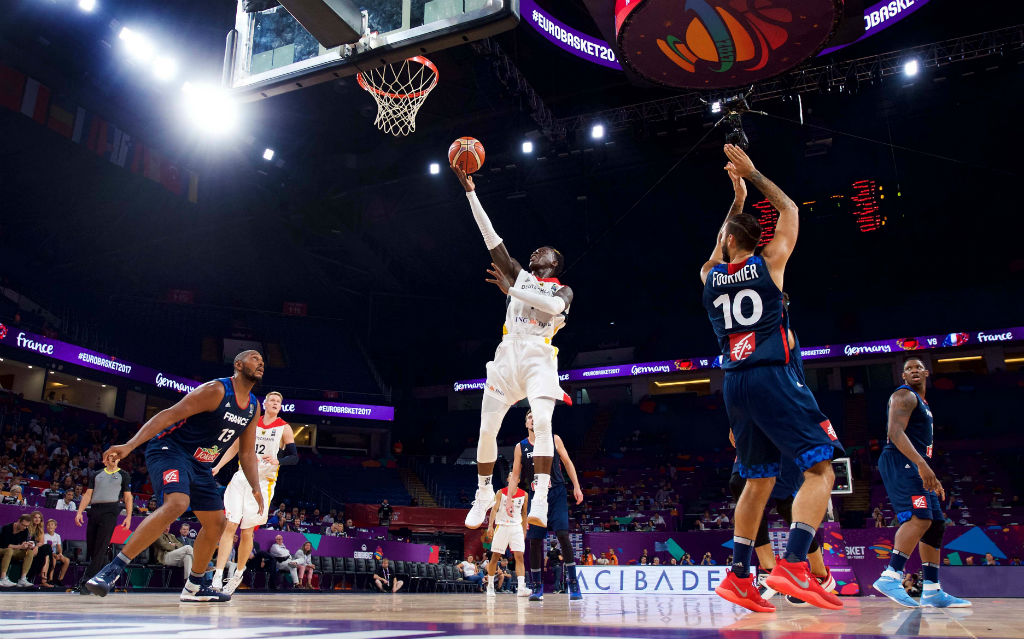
[754, 516, 770, 548]
[920, 518, 945, 549]
[729, 472, 746, 502]
[555, 531, 574, 563]
[774, 497, 794, 524]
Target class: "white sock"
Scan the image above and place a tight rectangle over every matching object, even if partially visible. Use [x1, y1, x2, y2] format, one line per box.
[923, 582, 941, 591]
[213, 569, 223, 579]
[478, 474, 492, 490]
[534, 474, 550, 497]
[518, 576, 526, 588]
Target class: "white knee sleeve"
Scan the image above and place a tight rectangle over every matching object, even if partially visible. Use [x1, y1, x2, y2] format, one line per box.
[529, 397, 555, 457]
[476, 395, 510, 464]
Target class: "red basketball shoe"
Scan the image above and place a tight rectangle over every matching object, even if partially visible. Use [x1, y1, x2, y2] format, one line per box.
[765, 558, 843, 610]
[715, 571, 776, 613]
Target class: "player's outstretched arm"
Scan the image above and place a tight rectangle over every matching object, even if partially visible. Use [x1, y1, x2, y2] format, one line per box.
[554, 435, 584, 505]
[887, 390, 945, 500]
[103, 381, 226, 462]
[724, 144, 799, 288]
[452, 165, 523, 281]
[211, 438, 240, 476]
[700, 154, 748, 283]
[277, 425, 299, 466]
[505, 443, 524, 517]
[238, 404, 265, 514]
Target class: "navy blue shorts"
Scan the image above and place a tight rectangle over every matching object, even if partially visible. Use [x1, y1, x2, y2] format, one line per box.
[724, 365, 844, 479]
[145, 441, 224, 512]
[527, 483, 569, 539]
[878, 448, 943, 523]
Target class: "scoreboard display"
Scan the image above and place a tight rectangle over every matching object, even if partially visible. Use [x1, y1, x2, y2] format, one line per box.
[754, 179, 891, 246]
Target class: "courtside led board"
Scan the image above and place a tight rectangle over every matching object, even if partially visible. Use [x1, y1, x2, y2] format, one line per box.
[227, 0, 519, 100]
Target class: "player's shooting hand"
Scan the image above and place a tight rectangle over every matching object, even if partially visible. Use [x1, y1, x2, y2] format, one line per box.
[486, 263, 512, 295]
[253, 488, 266, 516]
[450, 164, 475, 192]
[103, 444, 132, 465]
[573, 485, 584, 505]
[723, 144, 755, 178]
[918, 462, 945, 501]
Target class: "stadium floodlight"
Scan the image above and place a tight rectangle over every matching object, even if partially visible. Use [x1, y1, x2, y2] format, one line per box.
[263, 148, 275, 161]
[904, 59, 919, 77]
[591, 124, 605, 139]
[119, 27, 155, 64]
[522, 141, 534, 154]
[153, 56, 177, 81]
[429, 162, 440, 175]
[710, 100, 722, 114]
[181, 82, 239, 135]
[78, 0, 97, 12]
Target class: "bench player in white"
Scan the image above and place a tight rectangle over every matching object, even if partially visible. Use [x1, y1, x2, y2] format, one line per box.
[451, 165, 574, 531]
[210, 391, 297, 593]
[484, 473, 530, 597]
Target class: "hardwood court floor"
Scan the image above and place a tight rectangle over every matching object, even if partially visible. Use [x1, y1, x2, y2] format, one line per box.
[0, 592, 1016, 638]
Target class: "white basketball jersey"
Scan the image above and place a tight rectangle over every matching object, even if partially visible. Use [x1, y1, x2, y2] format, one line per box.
[245, 416, 287, 481]
[503, 270, 568, 340]
[494, 487, 527, 526]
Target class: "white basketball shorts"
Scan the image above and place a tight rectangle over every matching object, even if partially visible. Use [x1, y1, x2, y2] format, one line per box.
[491, 523, 526, 554]
[484, 336, 564, 404]
[223, 472, 275, 529]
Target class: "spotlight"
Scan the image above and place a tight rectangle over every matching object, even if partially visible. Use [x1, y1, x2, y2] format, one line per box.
[429, 162, 440, 174]
[904, 59, 919, 77]
[153, 56, 177, 81]
[78, 0, 96, 12]
[180, 82, 239, 135]
[710, 101, 722, 114]
[591, 124, 605, 139]
[263, 148, 275, 161]
[522, 141, 533, 154]
[119, 27, 155, 63]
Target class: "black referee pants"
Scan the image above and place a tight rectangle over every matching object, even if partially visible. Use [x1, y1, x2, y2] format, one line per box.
[83, 503, 121, 582]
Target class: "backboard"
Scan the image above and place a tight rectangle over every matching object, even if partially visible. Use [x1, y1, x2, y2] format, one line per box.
[226, 0, 520, 100]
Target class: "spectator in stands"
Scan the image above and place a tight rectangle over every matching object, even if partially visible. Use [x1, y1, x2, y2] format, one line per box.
[681, 553, 694, 566]
[378, 500, 393, 526]
[902, 572, 922, 597]
[0, 514, 38, 587]
[178, 523, 194, 547]
[56, 490, 76, 511]
[458, 554, 483, 590]
[943, 557, 951, 566]
[43, 481, 61, 499]
[1010, 557, 1021, 566]
[711, 512, 729, 528]
[546, 545, 564, 592]
[965, 556, 975, 566]
[638, 549, 649, 565]
[725, 554, 733, 566]
[270, 534, 298, 588]
[373, 557, 404, 593]
[293, 541, 315, 589]
[152, 523, 194, 581]
[311, 509, 322, 526]
[669, 558, 678, 566]
[606, 548, 619, 565]
[984, 553, 1000, 566]
[321, 510, 335, 526]
[2, 485, 25, 506]
[495, 557, 512, 592]
[581, 547, 596, 565]
[326, 522, 345, 537]
[26, 510, 50, 585]
[345, 518, 354, 530]
[652, 513, 666, 529]
[273, 503, 287, 523]
[42, 519, 69, 587]
[700, 551, 714, 566]
[874, 512, 885, 528]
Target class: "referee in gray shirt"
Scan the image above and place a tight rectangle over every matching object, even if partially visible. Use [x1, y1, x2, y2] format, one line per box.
[75, 452, 133, 590]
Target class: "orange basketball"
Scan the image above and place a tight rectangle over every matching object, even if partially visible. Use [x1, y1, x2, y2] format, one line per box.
[448, 136, 485, 173]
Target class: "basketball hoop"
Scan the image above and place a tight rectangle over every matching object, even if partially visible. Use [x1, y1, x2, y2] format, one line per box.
[357, 56, 438, 137]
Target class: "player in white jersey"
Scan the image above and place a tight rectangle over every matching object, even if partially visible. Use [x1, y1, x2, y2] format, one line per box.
[484, 474, 530, 597]
[210, 391, 297, 593]
[451, 165, 575, 531]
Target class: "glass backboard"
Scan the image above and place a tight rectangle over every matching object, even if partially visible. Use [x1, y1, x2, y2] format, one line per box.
[227, 0, 519, 99]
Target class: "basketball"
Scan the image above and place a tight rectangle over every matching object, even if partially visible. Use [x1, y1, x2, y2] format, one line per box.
[448, 136, 485, 173]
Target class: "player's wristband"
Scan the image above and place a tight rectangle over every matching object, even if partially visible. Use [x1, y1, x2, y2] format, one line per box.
[507, 286, 566, 315]
[466, 192, 504, 250]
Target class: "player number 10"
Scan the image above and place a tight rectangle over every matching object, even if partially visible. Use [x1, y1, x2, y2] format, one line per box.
[712, 289, 763, 330]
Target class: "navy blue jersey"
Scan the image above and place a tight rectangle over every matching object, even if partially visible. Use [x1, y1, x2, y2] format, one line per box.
[703, 256, 790, 370]
[151, 378, 256, 465]
[884, 385, 934, 459]
[519, 437, 564, 489]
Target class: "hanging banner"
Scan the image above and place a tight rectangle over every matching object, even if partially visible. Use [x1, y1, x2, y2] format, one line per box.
[522, 0, 622, 70]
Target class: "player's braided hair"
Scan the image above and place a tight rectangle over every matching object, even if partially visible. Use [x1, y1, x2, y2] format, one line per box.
[725, 214, 762, 252]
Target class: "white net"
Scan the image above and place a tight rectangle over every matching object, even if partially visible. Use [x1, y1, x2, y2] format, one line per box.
[357, 56, 438, 137]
